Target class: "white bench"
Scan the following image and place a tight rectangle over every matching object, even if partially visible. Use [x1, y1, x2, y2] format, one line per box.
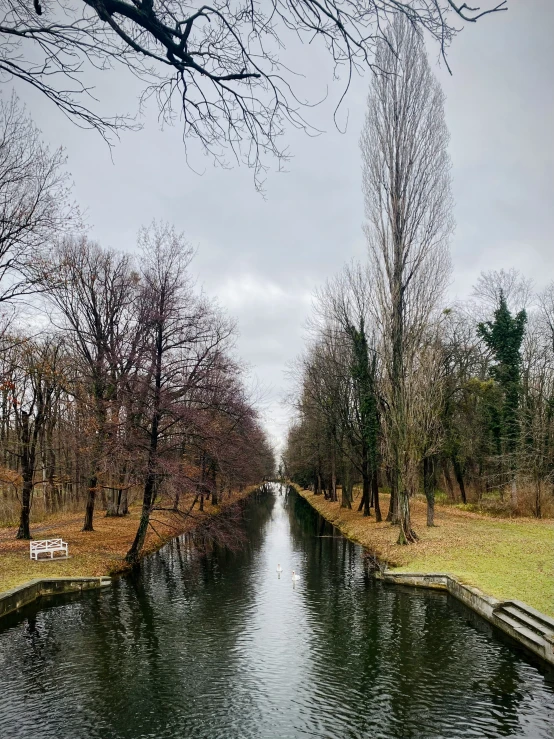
[30, 538, 68, 560]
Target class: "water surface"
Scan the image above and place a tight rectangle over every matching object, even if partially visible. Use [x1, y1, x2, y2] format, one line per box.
[0, 486, 552, 738]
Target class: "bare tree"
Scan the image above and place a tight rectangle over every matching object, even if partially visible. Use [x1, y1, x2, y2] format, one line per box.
[312, 262, 382, 519]
[408, 327, 447, 526]
[0, 225, 274, 534]
[298, 333, 349, 502]
[11, 335, 65, 539]
[0, 93, 77, 304]
[518, 310, 554, 518]
[125, 222, 234, 564]
[471, 268, 533, 320]
[0, 1, 505, 181]
[44, 236, 141, 531]
[361, 16, 453, 543]
[536, 282, 554, 353]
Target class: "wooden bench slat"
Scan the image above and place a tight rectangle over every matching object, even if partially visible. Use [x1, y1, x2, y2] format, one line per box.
[29, 539, 69, 560]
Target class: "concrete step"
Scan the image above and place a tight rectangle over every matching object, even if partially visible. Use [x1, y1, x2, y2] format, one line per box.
[500, 604, 550, 636]
[507, 601, 554, 634]
[494, 611, 546, 648]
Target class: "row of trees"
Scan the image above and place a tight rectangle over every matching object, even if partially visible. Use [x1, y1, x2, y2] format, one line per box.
[0, 95, 274, 563]
[284, 18, 554, 544]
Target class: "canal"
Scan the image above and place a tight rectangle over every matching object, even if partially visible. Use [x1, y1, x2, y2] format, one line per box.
[0, 485, 552, 738]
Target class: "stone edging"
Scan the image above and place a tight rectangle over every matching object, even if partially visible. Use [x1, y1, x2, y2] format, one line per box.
[375, 571, 554, 667]
[0, 487, 270, 623]
[292, 486, 554, 668]
[0, 577, 112, 620]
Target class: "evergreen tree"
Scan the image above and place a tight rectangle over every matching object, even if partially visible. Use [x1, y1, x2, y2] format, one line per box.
[477, 291, 527, 476]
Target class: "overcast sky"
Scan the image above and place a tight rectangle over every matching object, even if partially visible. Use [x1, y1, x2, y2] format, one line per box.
[13, 1, 554, 453]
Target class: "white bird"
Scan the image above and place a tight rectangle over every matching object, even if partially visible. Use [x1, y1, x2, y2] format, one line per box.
[276, 563, 283, 573]
[292, 570, 300, 582]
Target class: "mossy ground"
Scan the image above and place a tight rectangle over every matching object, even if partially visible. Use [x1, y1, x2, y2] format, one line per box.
[295, 486, 554, 617]
[0, 488, 256, 593]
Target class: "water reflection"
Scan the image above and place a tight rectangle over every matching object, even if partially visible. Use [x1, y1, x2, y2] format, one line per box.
[0, 485, 552, 739]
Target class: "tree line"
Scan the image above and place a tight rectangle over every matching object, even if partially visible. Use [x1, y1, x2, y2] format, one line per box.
[0, 94, 274, 563]
[283, 17, 553, 543]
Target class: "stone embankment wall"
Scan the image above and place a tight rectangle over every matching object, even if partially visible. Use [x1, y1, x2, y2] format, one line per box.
[0, 577, 111, 620]
[376, 571, 554, 667]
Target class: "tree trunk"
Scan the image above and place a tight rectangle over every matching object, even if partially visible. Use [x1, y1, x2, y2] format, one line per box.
[125, 470, 155, 566]
[41, 426, 56, 514]
[17, 411, 35, 540]
[106, 489, 118, 516]
[126, 317, 162, 564]
[46, 439, 56, 513]
[341, 464, 352, 509]
[120, 487, 129, 515]
[397, 485, 418, 544]
[82, 405, 106, 531]
[426, 494, 435, 528]
[341, 483, 352, 509]
[369, 475, 374, 508]
[209, 460, 218, 505]
[452, 456, 467, 504]
[16, 477, 33, 540]
[55, 481, 63, 511]
[372, 472, 382, 523]
[361, 453, 371, 517]
[423, 455, 436, 527]
[126, 409, 160, 565]
[83, 427, 101, 529]
[443, 459, 455, 500]
[534, 478, 542, 519]
[330, 443, 337, 502]
[387, 477, 399, 524]
[391, 258, 412, 537]
[82, 474, 97, 531]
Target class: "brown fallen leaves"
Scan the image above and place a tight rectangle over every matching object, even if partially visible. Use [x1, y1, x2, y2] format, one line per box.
[0, 487, 256, 593]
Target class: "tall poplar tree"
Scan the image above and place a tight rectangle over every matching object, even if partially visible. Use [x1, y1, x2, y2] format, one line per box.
[361, 16, 453, 543]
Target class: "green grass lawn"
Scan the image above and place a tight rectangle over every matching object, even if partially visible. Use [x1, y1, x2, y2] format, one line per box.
[295, 487, 554, 617]
[395, 517, 554, 616]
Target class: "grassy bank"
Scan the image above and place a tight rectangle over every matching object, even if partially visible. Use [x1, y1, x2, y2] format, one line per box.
[0, 487, 258, 593]
[295, 486, 554, 617]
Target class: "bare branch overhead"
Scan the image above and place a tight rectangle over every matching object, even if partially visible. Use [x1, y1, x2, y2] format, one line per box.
[0, 0, 507, 184]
